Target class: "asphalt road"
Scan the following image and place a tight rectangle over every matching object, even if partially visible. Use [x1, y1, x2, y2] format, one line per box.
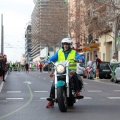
[0, 70, 120, 120]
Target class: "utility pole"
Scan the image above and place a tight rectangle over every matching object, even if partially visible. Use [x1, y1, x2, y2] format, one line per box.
[1, 14, 4, 55]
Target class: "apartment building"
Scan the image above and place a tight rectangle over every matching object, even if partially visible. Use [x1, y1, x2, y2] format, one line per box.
[25, 24, 32, 63]
[31, 0, 68, 62]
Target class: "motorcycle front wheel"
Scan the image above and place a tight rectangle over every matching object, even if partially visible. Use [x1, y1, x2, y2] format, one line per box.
[57, 87, 67, 112]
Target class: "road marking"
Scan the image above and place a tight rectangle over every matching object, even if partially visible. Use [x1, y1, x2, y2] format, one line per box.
[87, 90, 102, 92]
[23, 81, 32, 84]
[42, 72, 48, 73]
[40, 98, 46, 100]
[0, 82, 4, 92]
[7, 91, 21, 93]
[113, 90, 120, 92]
[50, 81, 53, 82]
[107, 97, 120, 100]
[0, 80, 33, 120]
[39, 97, 92, 100]
[83, 97, 92, 99]
[6, 98, 24, 100]
[95, 80, 120, 86]
[83, 82, 88, 84]
[43, 78, 46, 80]
[34, 91, 48, 93]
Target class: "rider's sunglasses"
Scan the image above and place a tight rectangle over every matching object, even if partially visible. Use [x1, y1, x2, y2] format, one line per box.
[63, 42, 69, 45]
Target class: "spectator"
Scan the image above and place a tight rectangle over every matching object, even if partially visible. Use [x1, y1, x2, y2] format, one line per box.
[10, 62, 13, 72]
[0, 54, 7, 82]
[25, 63, 29, 73]
[0, 54, 3, 78]
[39, 62, 43, 72]
[110, 56, 118, 63]
[94, 55, 100, 80]
[17, 63, 21, 72]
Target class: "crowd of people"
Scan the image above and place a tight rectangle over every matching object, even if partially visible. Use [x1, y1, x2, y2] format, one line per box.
[0, 53, 8, 82]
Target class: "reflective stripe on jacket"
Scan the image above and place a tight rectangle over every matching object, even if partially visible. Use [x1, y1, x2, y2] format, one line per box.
[57, 49, 76, 70]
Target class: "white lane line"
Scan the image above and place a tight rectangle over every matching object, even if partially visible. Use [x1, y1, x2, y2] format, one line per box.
[0, 82, 4, 92]
[113, 90, 120, 92]
[107, 97, 120, 100]
[83, 82, 88, 84]
[40, 98, 46, 100]
[42, 72, 48, 73]
[40, 97, 92, 100]
[7, 91, 21, 93]
[43, 78, 46, 80]
[50, 81, 53, 82]
[87, 90, 102, 92]
[6, 98, 24, 100]
[95, 80, 120, 86]
[83, 97, 92, 99]
[34, 91, 48, 93]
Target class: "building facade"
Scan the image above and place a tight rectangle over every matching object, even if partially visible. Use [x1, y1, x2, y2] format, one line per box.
[25, 24, 32, 63]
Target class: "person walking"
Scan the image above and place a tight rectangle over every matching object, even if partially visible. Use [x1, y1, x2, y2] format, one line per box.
[110, 56, 118, 63]
[25, 63, 29, 73]
[94, 55, 101, 80]
[39, 63, 42, 72]
[10, 62, 13, 72]
[1, 54, 7, 82]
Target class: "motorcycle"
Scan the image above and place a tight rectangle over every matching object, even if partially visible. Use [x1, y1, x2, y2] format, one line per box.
[48, 59, 83, 112]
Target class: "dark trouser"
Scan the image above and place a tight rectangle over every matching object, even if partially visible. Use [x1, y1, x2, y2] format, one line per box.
[0, 69, 5, 81]
[49, 72, 83, 99]
[40, 68, 42, 72]
[2, 70, 5, 81]
[10, 67, 12, 72]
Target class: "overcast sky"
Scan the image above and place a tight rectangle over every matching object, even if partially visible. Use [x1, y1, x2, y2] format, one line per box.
[0, 0, 34, 62]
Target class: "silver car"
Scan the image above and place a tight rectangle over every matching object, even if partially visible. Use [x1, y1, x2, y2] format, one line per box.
[114, 64, 120, 83]
[76, 63, 85, 76]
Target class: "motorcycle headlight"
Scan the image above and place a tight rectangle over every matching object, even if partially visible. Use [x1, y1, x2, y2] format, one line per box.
[56, 64, 65, 74]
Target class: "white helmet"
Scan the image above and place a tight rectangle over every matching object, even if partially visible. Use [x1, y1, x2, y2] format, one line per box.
[61, 38, 72, 44]
[61, 38, 73, 49]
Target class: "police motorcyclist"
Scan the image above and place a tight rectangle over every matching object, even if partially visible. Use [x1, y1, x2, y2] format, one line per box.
[45, 38, 85, 108]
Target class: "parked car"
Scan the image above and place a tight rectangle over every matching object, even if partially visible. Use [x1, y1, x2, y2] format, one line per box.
[114, 64, 120, 83]
[76, 63, 85, 76]
[110, 62, 120, 83]
[83, 61, 94, 78]
[88, 61, 111, 79]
